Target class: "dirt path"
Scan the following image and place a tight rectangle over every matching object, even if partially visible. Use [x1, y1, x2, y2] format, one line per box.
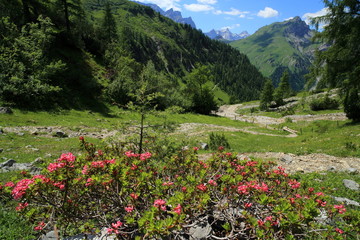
[216, 104, 347, 125]
[199, 152, 360, 174]
[244, 152, 360, 174]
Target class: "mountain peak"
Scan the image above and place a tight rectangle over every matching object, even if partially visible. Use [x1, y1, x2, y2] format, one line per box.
[284, 16, 310, 38]
[134, 2, 196, 28]
[205, 28, 250, 41]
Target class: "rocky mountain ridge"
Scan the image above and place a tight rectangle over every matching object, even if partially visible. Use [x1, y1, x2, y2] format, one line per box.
[133, 1, 196, 28]
[205, 28, 250, 41]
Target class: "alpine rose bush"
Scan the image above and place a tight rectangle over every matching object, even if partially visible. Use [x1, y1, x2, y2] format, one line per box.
[2, 138, 359, 239]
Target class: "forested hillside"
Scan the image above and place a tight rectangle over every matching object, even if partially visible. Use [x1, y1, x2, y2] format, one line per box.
[0, 0, 265, 112]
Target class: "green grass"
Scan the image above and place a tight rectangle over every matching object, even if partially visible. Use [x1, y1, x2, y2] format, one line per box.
[293, 171, 360, 209]
[0, 205, 36, 240]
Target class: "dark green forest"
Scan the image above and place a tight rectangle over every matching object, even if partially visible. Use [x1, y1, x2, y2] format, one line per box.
[0, 0, 265, 113]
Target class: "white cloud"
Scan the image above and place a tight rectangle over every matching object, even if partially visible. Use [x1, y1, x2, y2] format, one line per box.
[197, 0, 217, 4]
[224, 8, 249, 16]
[134, 0, 181, 11]
[284, 17, 294, 21]
[257, 7, 279, 18]
[184, 4, 214, 12]
[302, 8, 329, 25]
[220, 23, 241, 30]
[214, 8, 249, 17]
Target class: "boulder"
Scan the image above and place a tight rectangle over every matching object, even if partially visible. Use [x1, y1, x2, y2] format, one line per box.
[346, 168, 358, 174]
[343, 179, 359, 191]
[0, 107, 13, 114]
[0, 159, 16, 168]
[280, 154, 293, 164]
[200, 143, 208, 150]
[188, 216, 212, 239]
[333, 196, 360, 207]
[54, 131, 67, 138]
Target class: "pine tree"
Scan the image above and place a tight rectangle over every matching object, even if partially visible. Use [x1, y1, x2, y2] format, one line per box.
[100, 1, 118, 47]
[259, 79, 274, 111]
[311, 0, 360, 121]
[273, 71, 292, 106]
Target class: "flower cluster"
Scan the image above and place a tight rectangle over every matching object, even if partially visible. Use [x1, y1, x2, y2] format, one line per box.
[47, 152, 76, 172]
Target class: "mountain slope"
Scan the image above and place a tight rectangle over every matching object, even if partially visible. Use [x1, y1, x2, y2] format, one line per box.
[87, 0, 265, 102]
[230, 17, 323, 90]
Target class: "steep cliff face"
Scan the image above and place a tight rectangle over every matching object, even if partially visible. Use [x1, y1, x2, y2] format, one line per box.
[230, 17, 325, 90]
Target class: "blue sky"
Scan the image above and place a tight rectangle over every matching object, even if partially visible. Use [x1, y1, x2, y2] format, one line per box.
[132, 0, 328, 34]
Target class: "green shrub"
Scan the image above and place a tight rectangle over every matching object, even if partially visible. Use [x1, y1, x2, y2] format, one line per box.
[209, 132, 230, 150]
[309, 95, 340, 111]
[1, 138, 358, 239]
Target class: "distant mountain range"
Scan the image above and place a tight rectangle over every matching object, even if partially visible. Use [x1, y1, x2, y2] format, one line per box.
[230, 16, 325, 90]
[133, 1, 196, 28]
[205, 29, 250, 41]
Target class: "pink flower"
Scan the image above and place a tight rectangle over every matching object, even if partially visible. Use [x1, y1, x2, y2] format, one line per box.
[15, 202, 28, 211]
[91, 161, 105, 168]
[237, 185, 249, 195]
[288, 179, 301, 189]
[47, 162, 66, 172]
[265, 216, 273, 222]
[140, 152, 152, 161]
[196, 184, 207, 192]
[316, 199, 327, 207]
[218, 146, 225, 151]
[257, 219, 265, 226]
[308, 187, 314, 193]
[181, 186, 187, 192]
[5, 181, 15, 188]
[162, 181, 174, 186]
[131, 164, 138, 170]
[130, 193, 139, 200]
[125, 151, 139, 158]
[246, 161, 258, 167]
[289, 198, 295, 204]
[125, 205, 134, 212]
[34, 221, 45, 231]
[153, 199, 166, 208]
[12, 179, 34, 200]
[173, 204, 182, 215]
[82, 165, 89, 175]
[85, 178, 94, 187]
[335, 228, 344, 234]
[244, 203, 252, 208]
[79, 136, 84, 141]
[111, 221, 123, 229]
[53, 182, 65, 190]
[334, 205, 346, 214]
[105, 159, 116, 164]
[58, 152, 76, 163]
[208, 179, 217, 186]
[193, 147, 199, 151]
[315, 192, 324, 196]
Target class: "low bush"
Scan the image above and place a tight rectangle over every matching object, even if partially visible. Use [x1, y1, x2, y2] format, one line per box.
[1, 138, 358, 239]
[209, 132, 231, 150]
[309, 95, 340, 111]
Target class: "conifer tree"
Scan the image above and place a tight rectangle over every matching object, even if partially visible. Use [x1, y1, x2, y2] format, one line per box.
[311, 0, 360, 121]
[100, 1, 118, 47]
[259, 79, 274, 111]
[273, 71, 291, 106]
